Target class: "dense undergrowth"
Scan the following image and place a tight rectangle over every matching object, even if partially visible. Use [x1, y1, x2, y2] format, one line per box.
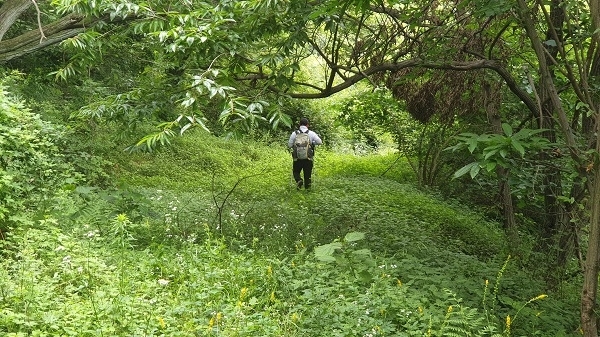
[0, 86, 581, 336]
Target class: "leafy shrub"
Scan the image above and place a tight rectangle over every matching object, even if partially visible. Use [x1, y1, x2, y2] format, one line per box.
[337, 89, 400, 151]
[0, 78, 82, 233]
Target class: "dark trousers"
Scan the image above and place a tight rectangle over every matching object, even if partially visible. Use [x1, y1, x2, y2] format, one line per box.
[293, 159, 313, 188]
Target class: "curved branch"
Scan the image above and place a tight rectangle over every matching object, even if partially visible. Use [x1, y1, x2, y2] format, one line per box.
[281, 58, 540, 120]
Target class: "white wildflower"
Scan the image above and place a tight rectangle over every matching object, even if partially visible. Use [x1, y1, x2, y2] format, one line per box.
[62, 255, 71, 265]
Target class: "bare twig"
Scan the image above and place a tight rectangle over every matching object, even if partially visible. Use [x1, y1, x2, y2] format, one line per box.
[211, 168, 267, 234]
[30, 0, 46, 43]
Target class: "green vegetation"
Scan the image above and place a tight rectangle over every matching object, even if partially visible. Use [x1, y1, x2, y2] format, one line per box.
[0, 91, 580, 334]
[2, 0, 598, 333]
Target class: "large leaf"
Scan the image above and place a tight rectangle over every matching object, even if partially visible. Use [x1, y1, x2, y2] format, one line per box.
[469, 162, 481, 178]
[314, 242, 343, 261]
[511, 139, 525, 156]
[344, 231, 365, 242]
[501, 123, 513, 137]
[453, 162, 479, 179]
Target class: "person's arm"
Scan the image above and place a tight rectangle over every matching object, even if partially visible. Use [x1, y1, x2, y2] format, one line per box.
[288, 132, 296, 148]
[310, 131, 322, 145]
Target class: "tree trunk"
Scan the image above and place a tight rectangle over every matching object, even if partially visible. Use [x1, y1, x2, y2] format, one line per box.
[538, 0, 577, 287]
[581, 121, 600, 336]
[539, 0, 563, 242]
[581, 0, 600, 334]
[483, 81, 519, 250]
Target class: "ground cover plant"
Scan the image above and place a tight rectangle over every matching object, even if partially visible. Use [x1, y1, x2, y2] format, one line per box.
[0, 123, 581, 336]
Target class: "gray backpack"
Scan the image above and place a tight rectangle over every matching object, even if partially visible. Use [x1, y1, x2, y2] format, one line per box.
[293, 130, 312, 160]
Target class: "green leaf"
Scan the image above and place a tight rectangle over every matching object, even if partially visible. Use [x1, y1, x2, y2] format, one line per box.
[75, 185, 97, 195]
[356, 270, 373, 282]
[180, 123, 192, 135]
[314, 242, 342, 258]
[453, 162, 478, 179]
[511, 140, 525, 156]
[344, 231, 365, 242]
[501, 123, 513, 136]
[469, 163, 481, 178]
[334, 256, 349, 266]
[467, 138, 478, 153]
[483, 148, 499, 160]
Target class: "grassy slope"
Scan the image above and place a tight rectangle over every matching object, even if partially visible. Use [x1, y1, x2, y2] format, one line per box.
[1, 130, 578, 336]
[106, 131, 579, 334]
[112, 130, 505, 257]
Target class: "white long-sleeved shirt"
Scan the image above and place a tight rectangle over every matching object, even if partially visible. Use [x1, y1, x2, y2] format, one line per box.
[288, 125, 323, 148]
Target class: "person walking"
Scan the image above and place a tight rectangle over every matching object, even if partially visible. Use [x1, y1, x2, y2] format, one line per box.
[288, 117, 323, 190]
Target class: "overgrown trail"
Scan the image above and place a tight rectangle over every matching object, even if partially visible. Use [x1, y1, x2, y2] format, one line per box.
[1, 132, 578, 336]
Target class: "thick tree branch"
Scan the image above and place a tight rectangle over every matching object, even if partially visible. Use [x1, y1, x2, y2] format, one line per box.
[0, 0, 33, 42]
[0, 13, 99, 62]
[281, 58, 540, 120]
[0, 28, 85, 62]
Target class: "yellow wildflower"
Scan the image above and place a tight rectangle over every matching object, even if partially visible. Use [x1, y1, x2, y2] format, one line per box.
[240, 287, 248, 300]
[116, 213, 128, 222]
